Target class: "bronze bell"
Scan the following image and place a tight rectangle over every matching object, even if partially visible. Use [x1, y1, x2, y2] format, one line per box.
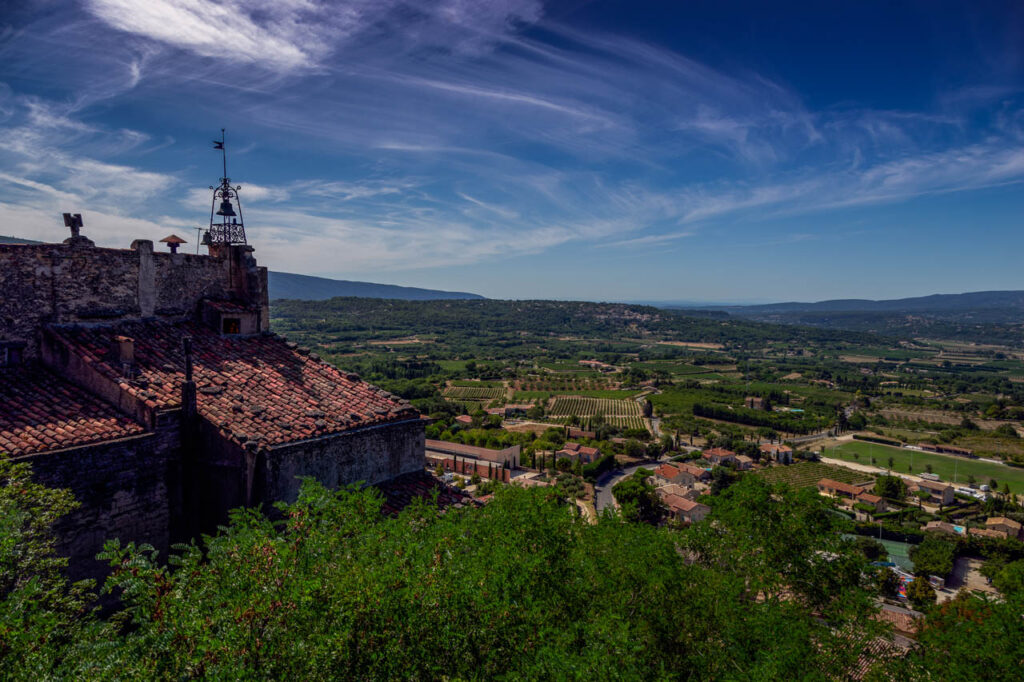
[216, 199, 236, 217]
[200, 230, 213, 246]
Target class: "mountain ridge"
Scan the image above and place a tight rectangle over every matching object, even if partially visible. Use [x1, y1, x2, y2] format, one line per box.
[716, 290, 1024, 315]
[268, 271, 483, 301]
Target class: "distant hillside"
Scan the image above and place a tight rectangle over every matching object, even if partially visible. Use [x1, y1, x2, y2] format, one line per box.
[0, 235, 42, 244]
[269, 271, 484, 301]
[673, 290, 1024, 345]
[724, 291, 1024, 315]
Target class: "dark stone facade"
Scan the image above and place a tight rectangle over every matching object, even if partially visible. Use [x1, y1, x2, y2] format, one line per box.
[0, 232, 424, 580]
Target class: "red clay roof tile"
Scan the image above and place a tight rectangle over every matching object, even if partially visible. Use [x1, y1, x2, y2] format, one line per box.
[0, 365, 146, 456]
[50, 320, 419, 451]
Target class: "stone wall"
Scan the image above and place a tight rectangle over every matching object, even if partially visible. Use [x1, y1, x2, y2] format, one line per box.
[0, 239, 268, 358]
[261, 419, 426, 503]
[16, 426, 179, 583]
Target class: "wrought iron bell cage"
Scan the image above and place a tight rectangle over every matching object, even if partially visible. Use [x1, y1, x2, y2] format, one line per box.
[208, 178, 247, 245]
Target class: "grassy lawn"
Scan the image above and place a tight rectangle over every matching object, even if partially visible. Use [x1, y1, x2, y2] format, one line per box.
[828, 441, 1024, 494]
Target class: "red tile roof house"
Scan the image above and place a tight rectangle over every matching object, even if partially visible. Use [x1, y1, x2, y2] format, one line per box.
[817, 478, 865, 502]
[759, 442, 793, 464]
[0, 227, 425, 580]
[654, 463, 710, 487]
[557, 441, 601, 464]
[701, 447, 736, 466]
[986, 517, 1024, 540]
[654, 463, 684, 484]
[662, 494, 710, 524]
[915, 479, 955, 506]
[856, 491, 887, 512]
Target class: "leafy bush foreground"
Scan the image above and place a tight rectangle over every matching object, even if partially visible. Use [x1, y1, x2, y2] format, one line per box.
[1, 457, 1022, 680]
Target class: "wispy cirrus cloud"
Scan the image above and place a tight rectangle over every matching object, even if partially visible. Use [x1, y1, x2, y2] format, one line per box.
[0, 1, 1022, 296]
[84, 0, 545, 72]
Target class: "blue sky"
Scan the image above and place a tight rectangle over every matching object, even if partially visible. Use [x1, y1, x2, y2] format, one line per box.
[1, 1, 1022, 303]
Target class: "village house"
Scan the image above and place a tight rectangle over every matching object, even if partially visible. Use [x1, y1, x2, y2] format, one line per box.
[735, 454, 754, 470]
[816, 479, 884, 513]
[759, 442, 793, 464]
[662, 494, 710, 524]
[656, 462, 711, 486]
[915, 479, 955, 506]
[567, 427, 597, 440]
[817, 478, 864, 502]
[657, 483, 693, 499]
[967, 527, 1006, 540]
[557, 441, 601, 464]
[654, 463, 683, 485]
[923, 521, 961, 537]
[985, 517, 1023, 540]
[701, 447, 736, 466]
[856, 491, 887, 513]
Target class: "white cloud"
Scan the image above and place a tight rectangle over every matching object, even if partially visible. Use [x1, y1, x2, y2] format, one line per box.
[84, 0, 545, 72]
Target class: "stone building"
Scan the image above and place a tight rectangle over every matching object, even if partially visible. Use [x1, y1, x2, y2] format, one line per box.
[0, 223, 424, 579]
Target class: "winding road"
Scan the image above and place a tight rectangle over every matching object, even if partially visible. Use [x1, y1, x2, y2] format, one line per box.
[594, 461, 659, 513]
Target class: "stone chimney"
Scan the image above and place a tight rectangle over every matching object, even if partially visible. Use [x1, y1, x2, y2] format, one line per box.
[112, 335, 135, 376]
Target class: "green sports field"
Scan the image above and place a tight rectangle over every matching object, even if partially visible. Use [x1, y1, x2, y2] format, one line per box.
[827, 441, 1024, 494]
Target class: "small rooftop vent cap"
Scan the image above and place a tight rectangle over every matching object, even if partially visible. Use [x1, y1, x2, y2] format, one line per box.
[160, 234, 187, 253]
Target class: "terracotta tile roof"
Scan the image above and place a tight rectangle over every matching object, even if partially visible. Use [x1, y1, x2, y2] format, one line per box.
[857, 492, 883, 504]
[678, 463, 710, 477]
[968, 527, 1007, 539]
[702, 447, 736, 459]
[50, 320, 418, 451]
[0, 364, 145, 456]
[818, 478, 864, 497]
[987, 516, 1023, 531]
[655, 463, 681, 480]
[664, 494, 708, 513]
[759, 443, 792, 453]
[657, 484, 690, 498]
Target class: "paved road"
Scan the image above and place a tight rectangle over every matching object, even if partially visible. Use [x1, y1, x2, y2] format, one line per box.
[594, 461, 659, 513]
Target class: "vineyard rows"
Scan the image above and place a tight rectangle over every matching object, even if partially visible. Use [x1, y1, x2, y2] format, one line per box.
[443, 386, 504, 400]
[604, 415, 648, 430]
[548, 396, 641, 417]
[753, 462, 872, 490]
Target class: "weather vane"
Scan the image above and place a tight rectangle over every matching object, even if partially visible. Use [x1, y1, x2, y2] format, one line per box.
[204, 128, 247, 246]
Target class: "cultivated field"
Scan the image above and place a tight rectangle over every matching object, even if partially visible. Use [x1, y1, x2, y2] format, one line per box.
[548, 396, 642, 418]
[443, 386, 504, 401]
[753, 462, 873, 489]
[604, 415, 648, 430]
